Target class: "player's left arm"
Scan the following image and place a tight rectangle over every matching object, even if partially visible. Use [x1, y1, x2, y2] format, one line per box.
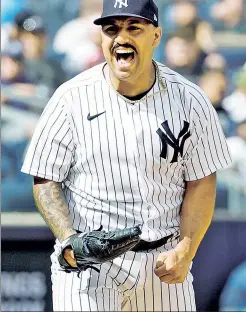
[155, 172, 216, 284]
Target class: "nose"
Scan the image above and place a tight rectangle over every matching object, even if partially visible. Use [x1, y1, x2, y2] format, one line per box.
[115, 28, 131, 45]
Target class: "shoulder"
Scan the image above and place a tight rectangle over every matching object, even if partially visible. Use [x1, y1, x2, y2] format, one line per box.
[50, 63, 106, 102]
[157, 62, 213, 121]
[157, 62, 207, 99]
[40, 63, 106, 117]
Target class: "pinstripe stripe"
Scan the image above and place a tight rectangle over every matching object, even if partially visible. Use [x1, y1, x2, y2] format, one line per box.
[36, 110, 63, 174]
[143, 253, 148, 312]
[165, 81, 177, 230]
[60, 270, 65, 311]
[150, 253, 155, 311]
[158, 81, 176, 237]
[102, 287, 106, 311]
[85, 85, 101, 229]
[186, 275, 193, 310]
[77, 87, 94, 231]
[94, 82, 109, 227]
[71, 273, 74, 311]
[125, 103, 145, 226]
[108, 88, 128, 227]
[181, 283, 187, 311]
[152, 87, 172, 237]
[100, 82, 119, 230]
[27, 102, 62, 174]
[78, 87, 94, 197]
[130, 107, 149, 225]
[145, 96, 163, 238]
[116, 96, 136, 225]
[68, 92, 86, 229]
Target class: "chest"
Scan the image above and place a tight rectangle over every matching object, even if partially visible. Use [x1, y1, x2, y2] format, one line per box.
[70, 85, 191, 169]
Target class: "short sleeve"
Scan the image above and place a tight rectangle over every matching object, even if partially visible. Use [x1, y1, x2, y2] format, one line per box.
[21, 89, 74, 182]
[183, 89, 232, 181]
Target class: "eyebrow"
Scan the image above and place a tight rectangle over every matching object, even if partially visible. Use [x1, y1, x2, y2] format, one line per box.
[103, 18, 146, 26]
[128, 19, 145, 25]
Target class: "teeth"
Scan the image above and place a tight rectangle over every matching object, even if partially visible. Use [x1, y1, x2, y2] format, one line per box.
[116, 49, 134, 54]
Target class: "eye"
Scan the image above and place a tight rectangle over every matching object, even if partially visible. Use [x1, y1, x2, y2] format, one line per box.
[103, 26, 119, 36]
[128, 26, 142, 32]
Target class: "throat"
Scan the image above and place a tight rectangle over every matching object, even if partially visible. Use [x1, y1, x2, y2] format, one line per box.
[107, 62, 156, 98]
[124, 85, 154, 101]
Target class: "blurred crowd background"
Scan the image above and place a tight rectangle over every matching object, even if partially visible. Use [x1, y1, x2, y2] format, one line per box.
[1, 0, 246, 310]
[2, 0, 246, 214]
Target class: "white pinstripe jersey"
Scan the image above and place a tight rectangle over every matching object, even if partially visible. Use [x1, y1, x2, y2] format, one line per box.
[22, 61, 231, 241]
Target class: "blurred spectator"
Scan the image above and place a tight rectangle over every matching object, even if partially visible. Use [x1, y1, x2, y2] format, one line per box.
[1, 41, 39, 212]
[1, 139, 36, 212]
[15, 10, 66, 97]
[1, 26, 11, 51]
[219, 261, 246, 311]
[162, 1, 215, 52]
[222, 64, 246, 123]
[172, 1, 215, 52]
[53, 0, 104, 77]
[203, 52, 227, 73]
[1, 41, 28, 84]
[227, 120, 246, 179]
[1, 40, 35, 111]
[211, 0, 246, 31]
[199, 70, 233, 136]
[165, 28, 208, 82]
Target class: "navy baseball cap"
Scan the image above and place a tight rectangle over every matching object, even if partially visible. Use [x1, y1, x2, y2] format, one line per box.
[15, 10, 46, 34]
[94, 0, 159, 27]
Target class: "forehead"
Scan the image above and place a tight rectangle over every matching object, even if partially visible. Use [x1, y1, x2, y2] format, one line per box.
[102, 16, 150, 26]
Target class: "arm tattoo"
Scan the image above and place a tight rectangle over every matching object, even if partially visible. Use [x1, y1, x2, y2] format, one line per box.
[33, 180, 76, 242]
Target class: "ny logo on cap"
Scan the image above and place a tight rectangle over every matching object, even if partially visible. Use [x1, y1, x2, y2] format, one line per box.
[114, 0, 128, 9]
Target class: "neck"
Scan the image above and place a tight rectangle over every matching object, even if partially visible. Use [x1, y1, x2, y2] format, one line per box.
[107, 61, 156, 97]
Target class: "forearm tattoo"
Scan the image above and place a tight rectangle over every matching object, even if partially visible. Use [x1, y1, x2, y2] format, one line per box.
[33, 180, 75, 242]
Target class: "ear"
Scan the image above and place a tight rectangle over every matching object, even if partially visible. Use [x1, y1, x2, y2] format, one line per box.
[153, 27, 162, 48]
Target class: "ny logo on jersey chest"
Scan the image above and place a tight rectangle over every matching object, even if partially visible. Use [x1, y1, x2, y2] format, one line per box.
[114, 0, 128, 9]
[157, 120, 191, 163]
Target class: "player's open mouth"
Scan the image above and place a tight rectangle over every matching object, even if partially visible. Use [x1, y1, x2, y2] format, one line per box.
[114, 48, 136, 68]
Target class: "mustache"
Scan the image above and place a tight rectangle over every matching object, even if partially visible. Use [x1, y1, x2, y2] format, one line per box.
[111, 43, 138, 54]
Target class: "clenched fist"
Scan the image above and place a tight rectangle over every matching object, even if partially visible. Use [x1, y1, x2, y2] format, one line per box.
[154, 239, 193, 284]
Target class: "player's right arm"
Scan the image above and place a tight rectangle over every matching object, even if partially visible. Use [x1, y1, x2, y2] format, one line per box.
[33, 177, 76, 242]
[33, 176, 77, 267]
[20, 85, 79, 266]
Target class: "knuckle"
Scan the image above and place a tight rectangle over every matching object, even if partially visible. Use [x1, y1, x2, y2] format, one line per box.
[167, 268, 176, 275]
[160, 276, 169, 283]
[154, 271, 161, 278]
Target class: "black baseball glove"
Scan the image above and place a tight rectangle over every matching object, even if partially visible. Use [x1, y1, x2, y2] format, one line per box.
[58, 225, 142, 275]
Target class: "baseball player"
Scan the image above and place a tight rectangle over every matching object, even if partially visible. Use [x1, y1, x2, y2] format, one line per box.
[21, 0, 232, 311]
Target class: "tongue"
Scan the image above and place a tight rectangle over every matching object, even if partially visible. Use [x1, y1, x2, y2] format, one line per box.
[118, 54, 134, 64]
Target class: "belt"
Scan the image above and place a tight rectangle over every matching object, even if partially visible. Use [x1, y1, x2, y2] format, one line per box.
[131, 233, 174, 252]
